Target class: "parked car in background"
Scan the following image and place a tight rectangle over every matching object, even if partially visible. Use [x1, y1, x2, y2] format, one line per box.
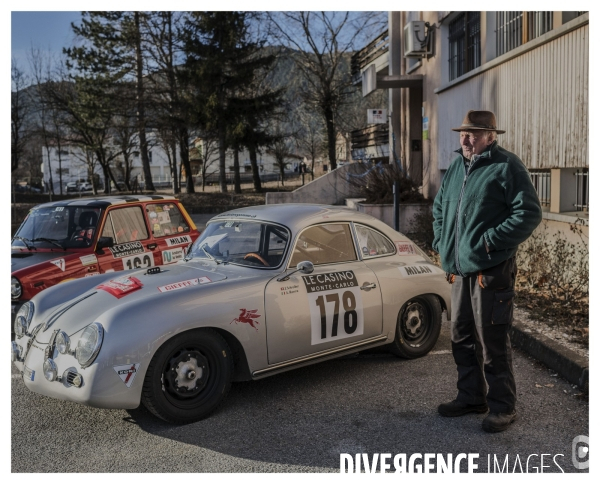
[65, 182, 78, 193]
[14, 184, 41, 193]
[11, 204, 451, 424]
[78, 182, 93, 192]
[11, 195, 200, 335]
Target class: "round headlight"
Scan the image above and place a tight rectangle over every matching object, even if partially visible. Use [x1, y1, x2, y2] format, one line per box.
[56, 331, 71, 354]
[75, 323, 104, 368]
[11, 277, 22, 299]
[43, 358, 58, 381]
[16, 301, 34, 324]
[14, 316, 27, 338]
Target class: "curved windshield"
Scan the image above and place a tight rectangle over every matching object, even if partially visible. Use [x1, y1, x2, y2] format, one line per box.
[187, 220, 289, 268]
[12, 206, 103, 250]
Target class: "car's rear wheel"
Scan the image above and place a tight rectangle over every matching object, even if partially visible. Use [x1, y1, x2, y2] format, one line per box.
[142, 329, 233, 424]
[388, 295, 442, 359]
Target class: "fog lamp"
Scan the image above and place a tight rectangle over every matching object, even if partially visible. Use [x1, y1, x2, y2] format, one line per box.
[43, 358, 59, 382]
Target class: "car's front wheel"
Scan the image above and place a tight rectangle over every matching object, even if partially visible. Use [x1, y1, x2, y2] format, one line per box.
[388, 295, 442, 359]
[142, 329, 233, 424]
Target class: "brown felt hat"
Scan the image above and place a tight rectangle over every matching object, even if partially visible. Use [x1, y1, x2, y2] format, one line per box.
[452, 110, 505, 134]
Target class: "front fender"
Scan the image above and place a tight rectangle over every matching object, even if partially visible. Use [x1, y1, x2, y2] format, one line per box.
[86, 277, 269, 409]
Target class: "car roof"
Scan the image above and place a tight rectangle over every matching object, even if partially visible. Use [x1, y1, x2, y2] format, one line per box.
[31, 195, 179, 210]
[211, 203, 397, 234]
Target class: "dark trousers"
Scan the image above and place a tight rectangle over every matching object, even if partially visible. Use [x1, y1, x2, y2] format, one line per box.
[449, 257, 517, 413]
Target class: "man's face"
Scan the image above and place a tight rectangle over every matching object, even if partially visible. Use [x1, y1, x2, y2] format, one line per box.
[460, 130, 492, 160]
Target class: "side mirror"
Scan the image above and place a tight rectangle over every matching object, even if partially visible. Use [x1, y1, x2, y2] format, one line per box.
[96, 236, 114, 250]
[296, 261, 314, 274]
[277, 260, 314, 282]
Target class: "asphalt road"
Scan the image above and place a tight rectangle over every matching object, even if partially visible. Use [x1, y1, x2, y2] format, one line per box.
[11, 318, 589, 473]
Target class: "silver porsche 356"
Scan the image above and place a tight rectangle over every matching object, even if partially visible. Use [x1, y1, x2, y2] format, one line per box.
[12, 204, 451, 424]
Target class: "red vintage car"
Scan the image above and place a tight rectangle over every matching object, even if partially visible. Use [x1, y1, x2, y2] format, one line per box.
[11, 195, 200, 333]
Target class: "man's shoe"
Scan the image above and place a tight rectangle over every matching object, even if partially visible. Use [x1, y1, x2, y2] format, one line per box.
[482, 410, 517, 432]
[438, 399, 489, 417]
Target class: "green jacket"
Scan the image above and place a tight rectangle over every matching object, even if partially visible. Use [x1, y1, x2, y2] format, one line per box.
[432, 141, 542, 276]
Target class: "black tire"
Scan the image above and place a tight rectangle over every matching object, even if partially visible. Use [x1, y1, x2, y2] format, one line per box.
[388, 295, 442, 359]
[141, 328, 233, 424]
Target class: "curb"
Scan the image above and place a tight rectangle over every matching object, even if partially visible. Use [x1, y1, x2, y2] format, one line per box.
[510, 320, 589, 391]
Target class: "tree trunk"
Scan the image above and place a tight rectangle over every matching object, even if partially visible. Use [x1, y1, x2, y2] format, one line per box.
[178, 127, 194, 193]
[233, 149, 241, 194]
[324, 105, 337, 171]
[249, 143, 262, 193]
[279, 163, 285, 186]
[170, 140, 180, 194]
[135, 12, 155, 192]
[218, 122, 227, 193]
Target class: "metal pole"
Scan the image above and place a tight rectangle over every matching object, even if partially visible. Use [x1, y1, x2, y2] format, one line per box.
[393, 180, 400, 232]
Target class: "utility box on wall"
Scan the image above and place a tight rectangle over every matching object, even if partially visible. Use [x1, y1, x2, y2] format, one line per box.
[404, 21, 429, 57]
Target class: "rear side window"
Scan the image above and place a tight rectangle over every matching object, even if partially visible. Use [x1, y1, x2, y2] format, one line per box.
[290, 223, 357, 267]
[354, 224, 396, 258]
[146, 203, 190, 237]
[102, 206, 149, 244]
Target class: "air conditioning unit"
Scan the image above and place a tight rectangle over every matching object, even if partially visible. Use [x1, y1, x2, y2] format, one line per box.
[404, 21, 430, 58]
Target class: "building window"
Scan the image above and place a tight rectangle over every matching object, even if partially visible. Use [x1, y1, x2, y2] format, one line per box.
[448, 12, 481, 81]
[496, 12, 523, 56]
[529, 170, 551, 207]
[526, 12, 553, 41]
[574, 169, 589, 211]
[148, 150, 153, 163]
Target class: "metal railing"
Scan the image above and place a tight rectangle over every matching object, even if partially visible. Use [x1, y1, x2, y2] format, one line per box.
[449, 12, 481, 81]
[350, 30, 389, 84]
[529, 170, 550, 206]
[496, 12, 523, 56]
[574, 169, 589, 211]
[527, 12, 553, 41]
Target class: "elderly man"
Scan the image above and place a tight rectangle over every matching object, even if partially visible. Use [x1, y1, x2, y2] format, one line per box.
[432, 110, 542, 432]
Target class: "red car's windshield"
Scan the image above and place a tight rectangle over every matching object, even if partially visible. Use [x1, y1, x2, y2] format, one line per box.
[13, 206, 103, 250]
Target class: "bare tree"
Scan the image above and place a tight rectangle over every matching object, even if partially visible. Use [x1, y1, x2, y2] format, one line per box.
[268, 12, 386, 170]
[294, 106, 325, 180]
[270, 123, 296, 186]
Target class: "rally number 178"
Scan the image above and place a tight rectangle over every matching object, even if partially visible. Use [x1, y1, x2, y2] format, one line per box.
[315, 290, 358, 339]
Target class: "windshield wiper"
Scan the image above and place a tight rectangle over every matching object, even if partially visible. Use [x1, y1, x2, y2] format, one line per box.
[200, 243, 221, 264]
[12, 236, 36, 251]
[31, 237, 66, 250]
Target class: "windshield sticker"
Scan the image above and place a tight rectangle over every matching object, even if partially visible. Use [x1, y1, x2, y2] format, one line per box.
[97, 276, 143, 298]
[198, 234, 227, 249]
[157, 211, 170, 224]
[302, 270, 358, 293]
[231, 309, 261, 330]
[54, 207, 64, 212]
[50, 258, 66, 272]
[157, 276, 212, 293]
[399, 265, 434, 277]
[113, 363, 140, 388]
[162, 247, 185, 264]
[165, 235, 192, 247]
[80, 254, 98, 266]
[396, 242, 416, 255]
[109, 241, 144, 258]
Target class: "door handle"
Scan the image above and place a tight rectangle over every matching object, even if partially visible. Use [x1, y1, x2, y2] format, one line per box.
[360, 282, 377, 290]
[87, 265, 97, 272]
[147, 243, 157, 250]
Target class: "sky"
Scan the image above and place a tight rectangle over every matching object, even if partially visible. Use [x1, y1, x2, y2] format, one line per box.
[11, 11, 82, 70]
